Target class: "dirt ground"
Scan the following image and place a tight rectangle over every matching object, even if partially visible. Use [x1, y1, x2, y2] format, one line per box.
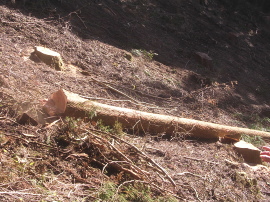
[0, 0, 270, 201]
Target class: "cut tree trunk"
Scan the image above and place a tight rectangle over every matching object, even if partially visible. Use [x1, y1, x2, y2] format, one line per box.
[34, 46, 64, 71]
[234, 140, 262, 164]
[43, 89, 270, 140]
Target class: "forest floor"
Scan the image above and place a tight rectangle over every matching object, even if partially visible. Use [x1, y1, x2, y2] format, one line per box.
[0, 0, 270, 201]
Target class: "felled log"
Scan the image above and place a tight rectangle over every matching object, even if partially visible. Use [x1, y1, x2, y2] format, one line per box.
[43, 89, 270, 140]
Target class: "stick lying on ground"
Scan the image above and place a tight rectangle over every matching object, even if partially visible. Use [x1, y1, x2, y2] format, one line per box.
[43, 89, 270, 140]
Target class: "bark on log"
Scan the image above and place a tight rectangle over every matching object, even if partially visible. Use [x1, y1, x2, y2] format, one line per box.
[44, 89, 270, 140]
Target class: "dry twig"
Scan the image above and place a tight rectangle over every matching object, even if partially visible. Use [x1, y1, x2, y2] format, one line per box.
[175, 172, 205, 180]
[183, 156, 219, 165]
[79, 95, 164, 109]
[189, 185, 202, 202]
[91, 77, 140, 104]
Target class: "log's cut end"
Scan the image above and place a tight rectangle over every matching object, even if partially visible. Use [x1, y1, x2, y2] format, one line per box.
[43, 89, 67, 116]
[34, 46, 64, 71]
[234, 140, 262, 164]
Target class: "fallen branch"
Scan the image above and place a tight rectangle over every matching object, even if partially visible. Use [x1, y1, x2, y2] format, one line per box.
[86, 131, 148, 179]
[109, 162, 142, 180]
[88, 128, 176, 187]
[43, 89, 270, 140]
[102, 161, 127, 174]
[109, 135, 176, 187]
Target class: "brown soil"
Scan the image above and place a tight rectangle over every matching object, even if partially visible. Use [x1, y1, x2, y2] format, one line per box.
[0, 0, 270, 201]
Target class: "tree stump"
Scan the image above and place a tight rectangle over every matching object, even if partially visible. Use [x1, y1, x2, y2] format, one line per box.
[34, 46, 64, 71]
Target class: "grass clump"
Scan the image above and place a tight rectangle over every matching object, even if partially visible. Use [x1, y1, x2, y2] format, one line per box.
[96, 182, 122, 201]
[240, 116, 269, 147]
[96, 182, 177, 202]
[96, 120, 123, 135]
[113, 121, 123, 136]
[241, 134, 265, 148]
[97, 120, 112, 133]
[250, 117, 270, 132]
[131, 49, 158, 61]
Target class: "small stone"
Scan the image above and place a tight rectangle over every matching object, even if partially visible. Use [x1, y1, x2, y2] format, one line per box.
[194, 52, 213, 70]
[234, 140, 262, 164]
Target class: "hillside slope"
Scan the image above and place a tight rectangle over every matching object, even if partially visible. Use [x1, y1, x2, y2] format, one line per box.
[0, 0, 270, 201]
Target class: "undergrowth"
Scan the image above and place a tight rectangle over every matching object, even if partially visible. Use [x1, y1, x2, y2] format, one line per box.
[96, 182, 177, 202]
[234, 113, 270, 147]
[131, 49, 158, 61]
[241, 134, 265, 148]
